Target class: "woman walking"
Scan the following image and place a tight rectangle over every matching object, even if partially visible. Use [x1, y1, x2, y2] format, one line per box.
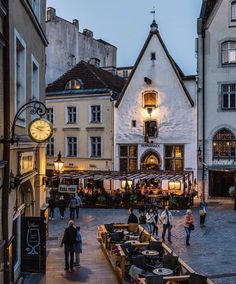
[146, 208, 155, 234]
[199, 197, 207, 227]
[58, 195, 67, 219]
[184, 209, 194, 246]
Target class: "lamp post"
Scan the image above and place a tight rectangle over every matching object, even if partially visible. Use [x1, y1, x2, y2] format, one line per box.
[54, 151, 64, 173]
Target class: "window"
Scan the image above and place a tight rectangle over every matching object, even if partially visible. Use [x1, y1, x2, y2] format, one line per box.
[132, 120, 136, 127]
[213, 128, 236, 158]
[46, 137, 54, 156]
[32, 0, 40, 21]
[222, 41, 236, 64]
[165, 145, 184, 171]
[90, 137, 101, 157]
[46, 108, 54, 124]
[119, 145, 137, 172]
[90, 105, 101, 123]
[15, 30, 26, 122]
[145, 120, 158, 137]
[67, 106, 77, 124]
[67, 137, 77, 157]
[222, 84, 236, 109]
[123, 70, 128, 78]
[151, 52, 156, 60]
[65, 79, 81, 90]
[143, 91, 157, 107]
[232, 2, 236, 21]
[31, 56, 39, 101]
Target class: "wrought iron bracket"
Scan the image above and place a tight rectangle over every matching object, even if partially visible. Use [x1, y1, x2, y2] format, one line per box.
[0, 100, 48, 145]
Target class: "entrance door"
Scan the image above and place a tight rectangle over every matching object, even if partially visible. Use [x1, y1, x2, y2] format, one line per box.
[209, 171, 234, 197]
[140, 151, 160, 170]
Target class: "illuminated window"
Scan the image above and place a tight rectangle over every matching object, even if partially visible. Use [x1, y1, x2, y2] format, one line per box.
[213, 128, 236, 158]
[143, 91, 157, 108]
[119, 145, 137, 172]
[169, 181, 181, 190]
[65, 79, 82, 90]
[222, 41, 236, 64]
[165, 145, 184, 171]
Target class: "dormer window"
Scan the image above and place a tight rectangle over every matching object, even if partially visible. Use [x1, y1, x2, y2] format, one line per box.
[143, 91, 157, 108]
[65, 79, 82, 90]
[231, 2, 236, 21]
[222, 41, 236, 64]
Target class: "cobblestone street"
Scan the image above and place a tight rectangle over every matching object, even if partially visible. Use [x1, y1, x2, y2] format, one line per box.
[23, 200, 236, 284]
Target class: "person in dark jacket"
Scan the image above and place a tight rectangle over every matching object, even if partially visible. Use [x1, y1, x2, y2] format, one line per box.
[61, 220, 77, 271]
[58, 195, 67, 219]
[69, 195, 77, 219]
[48, 195, 56, 220]
[127, 208, 138, 224]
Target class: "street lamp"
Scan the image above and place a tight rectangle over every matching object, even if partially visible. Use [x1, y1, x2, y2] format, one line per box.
[54, 151, 64, 173]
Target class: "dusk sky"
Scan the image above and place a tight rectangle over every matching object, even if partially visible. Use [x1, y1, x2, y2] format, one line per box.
[46, 0, 202, 75]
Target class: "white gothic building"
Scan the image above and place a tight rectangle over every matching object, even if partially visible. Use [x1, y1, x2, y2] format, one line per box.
[197, 0, 236, 198]
[114, 20, 197, 191]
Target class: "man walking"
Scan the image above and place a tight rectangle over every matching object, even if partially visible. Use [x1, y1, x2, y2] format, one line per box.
[159, 206, 173, 243]
[61, 220, 77, 271]
[75, 193, 82, 219]
[127, 207, 138, 224]
[69, 195, 77, 219]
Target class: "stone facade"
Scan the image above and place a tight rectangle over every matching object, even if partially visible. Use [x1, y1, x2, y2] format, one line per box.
[197, 0, 236, 198]
[114, 21, 197, 191]
[46, 7, 117, 85]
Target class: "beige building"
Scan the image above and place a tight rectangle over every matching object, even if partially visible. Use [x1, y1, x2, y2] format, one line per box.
[0, 0, 48, 283]
[46, 61, 125, 189]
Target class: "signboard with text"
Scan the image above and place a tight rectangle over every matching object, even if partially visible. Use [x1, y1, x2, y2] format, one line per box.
[58, 184, 77, 193]
[21, 217, 46, 273]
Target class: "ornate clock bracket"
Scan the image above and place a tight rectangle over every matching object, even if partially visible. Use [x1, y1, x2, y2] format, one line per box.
[0, 100, 48, 145]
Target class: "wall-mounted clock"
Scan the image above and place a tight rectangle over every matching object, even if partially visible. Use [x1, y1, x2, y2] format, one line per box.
[28, 118, 53, 143]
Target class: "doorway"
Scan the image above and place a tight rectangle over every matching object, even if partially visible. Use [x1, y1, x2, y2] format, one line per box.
[209, 170, 234, 197]
[140, 150, 161, 170]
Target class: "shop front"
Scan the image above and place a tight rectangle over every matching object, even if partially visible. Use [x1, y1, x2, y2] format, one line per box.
[209, 169, 235, 197]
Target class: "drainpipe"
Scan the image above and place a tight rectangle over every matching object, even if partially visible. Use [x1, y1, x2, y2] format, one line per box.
[202, 29, 206, 201]
[2, 0, 10, 283]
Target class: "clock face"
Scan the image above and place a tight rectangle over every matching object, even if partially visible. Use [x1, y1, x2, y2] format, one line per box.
[28, 118, 53, 143]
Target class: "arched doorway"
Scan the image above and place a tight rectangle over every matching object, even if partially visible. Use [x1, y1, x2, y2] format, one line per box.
[140, 150, 161, 170]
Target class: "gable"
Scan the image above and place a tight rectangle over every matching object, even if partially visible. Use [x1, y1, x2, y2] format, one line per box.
[116, 29, 194, 108]
[116, 29, 194, 107]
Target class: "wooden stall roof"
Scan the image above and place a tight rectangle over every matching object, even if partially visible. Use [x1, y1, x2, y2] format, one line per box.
[54, 170, 193, 181]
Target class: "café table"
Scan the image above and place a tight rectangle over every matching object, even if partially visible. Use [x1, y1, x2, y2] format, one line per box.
[125, 240, 140, 245]
[153, 267, 173, 276]
[141, 250, 159, 257]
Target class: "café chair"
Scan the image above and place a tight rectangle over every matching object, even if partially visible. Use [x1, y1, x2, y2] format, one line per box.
[162, 254, 179, 275]
[104, 223, 114, 233]
[145, 274, 164, 284]
[188, 272, 207, 284]
[147, 241, 164, 261]
[109, 232, 125, 245]
[128, 223, 139, 234]
[131, 255, 156, 276]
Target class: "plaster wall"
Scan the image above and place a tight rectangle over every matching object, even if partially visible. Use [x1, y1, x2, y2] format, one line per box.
[114, 35, 197, 178]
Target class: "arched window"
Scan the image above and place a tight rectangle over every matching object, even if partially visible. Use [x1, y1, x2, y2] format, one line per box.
[231, 1, 236, 21]
[222, 41, 236, 64]
[65, 79, 82, 90]
[212, 128, 236, 158]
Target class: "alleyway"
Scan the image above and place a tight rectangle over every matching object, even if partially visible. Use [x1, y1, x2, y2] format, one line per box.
[23, 200, 236, 284]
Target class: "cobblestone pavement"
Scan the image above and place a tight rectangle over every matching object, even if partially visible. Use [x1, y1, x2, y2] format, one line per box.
[23, 200, 236, 284]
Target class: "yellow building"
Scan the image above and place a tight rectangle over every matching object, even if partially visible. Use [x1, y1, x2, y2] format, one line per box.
[46, 61, 125, 189]
[0, 1, 48, 283]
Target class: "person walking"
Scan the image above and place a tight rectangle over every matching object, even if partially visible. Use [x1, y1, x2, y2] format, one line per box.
[159, 206, 173, 243]
[75, 226, 82, 267]
[48, 195, 56, 220]
[69, 195, 77, 219]
[75, 193, 82, 219]
[146, 208, 155, 234]
[58, 195, 67, 219]
[127, 208, 139, 224]
[61, 220, 77, 271]
[199, 197, 207, 227]
[184, 209, 194, 246]
[152, 207, 159, 238]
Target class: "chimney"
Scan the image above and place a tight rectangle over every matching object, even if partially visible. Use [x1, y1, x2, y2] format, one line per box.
[83, 29, 93, 38]
[47, 7, 56, 21]
[72, 19, 79, 30]
[89, 58, 100, 68]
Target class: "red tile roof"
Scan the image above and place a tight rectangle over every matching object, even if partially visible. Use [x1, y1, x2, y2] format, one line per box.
[46, 61, 126, 93]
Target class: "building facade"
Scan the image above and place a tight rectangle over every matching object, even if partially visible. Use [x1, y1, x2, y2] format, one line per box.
[0, 0, 48, 283]
[46, 61, 125, 189]
[114, 21, 197, 191]
[46, 7, 117, 85]
[197, 0, 236, 198]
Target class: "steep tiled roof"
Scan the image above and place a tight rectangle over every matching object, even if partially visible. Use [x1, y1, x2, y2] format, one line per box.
[46, 61, 125, 93]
